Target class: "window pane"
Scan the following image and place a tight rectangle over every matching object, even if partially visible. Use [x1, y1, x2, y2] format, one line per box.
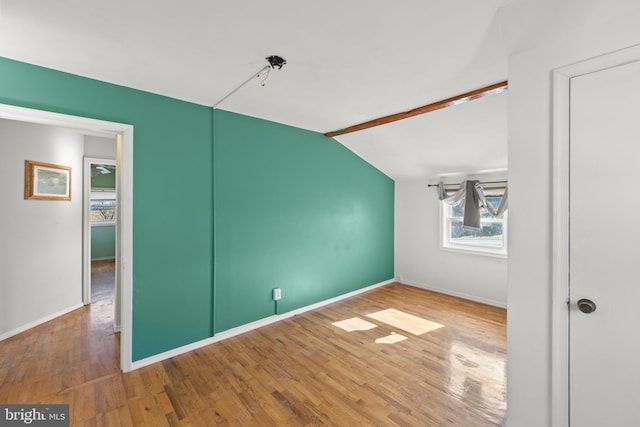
[450, 221, 504, 248]
[91, 199, 116, 222]
[451, 202, 464, 218]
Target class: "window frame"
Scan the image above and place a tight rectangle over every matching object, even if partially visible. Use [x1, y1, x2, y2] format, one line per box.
[440, 192, 508, 258]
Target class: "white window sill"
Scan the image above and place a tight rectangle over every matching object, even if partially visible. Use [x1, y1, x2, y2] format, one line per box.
[441, 244, 507, 259]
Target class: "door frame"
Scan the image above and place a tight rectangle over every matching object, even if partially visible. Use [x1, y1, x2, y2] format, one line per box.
[0, 104, 134, 373]
[552, 43, 640, 426]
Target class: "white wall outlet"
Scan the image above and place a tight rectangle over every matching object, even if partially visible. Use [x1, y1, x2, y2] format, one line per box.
[273, 288, 282, 301]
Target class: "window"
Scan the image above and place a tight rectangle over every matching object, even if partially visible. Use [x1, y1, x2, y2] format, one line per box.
[442, 194, 507, 256]
[90, 194, 116, 225]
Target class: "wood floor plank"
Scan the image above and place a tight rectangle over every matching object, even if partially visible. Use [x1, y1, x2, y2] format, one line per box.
[0, 283, 506, 425]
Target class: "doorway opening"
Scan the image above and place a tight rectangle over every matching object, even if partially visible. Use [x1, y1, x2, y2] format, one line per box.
[0, 104, 134, 372]
[84, 157, 117, 324]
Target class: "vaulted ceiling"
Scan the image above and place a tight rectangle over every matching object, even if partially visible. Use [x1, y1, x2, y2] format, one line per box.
[0, 0, 513, 180]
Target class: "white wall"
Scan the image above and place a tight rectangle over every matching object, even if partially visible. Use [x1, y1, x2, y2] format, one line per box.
[395, 178, 507, 307]
[505, 1, 640, 425]
[0, 119, 85, 339]
[84, 134, 116, 158]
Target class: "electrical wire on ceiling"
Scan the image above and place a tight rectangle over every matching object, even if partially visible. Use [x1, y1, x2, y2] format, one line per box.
[212, 55, 287, 109]
[258, 67, 270, 86]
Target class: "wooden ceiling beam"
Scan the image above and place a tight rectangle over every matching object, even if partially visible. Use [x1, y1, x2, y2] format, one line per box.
[324, 80, 508, 138]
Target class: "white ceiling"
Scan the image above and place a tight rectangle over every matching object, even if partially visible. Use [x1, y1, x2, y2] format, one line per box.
[0, 0, 512, 180]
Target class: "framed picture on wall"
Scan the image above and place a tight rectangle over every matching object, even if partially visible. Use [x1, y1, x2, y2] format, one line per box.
[24, 160, 72, 201]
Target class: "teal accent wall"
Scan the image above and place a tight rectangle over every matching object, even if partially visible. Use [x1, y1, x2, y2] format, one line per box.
[214, 110, 394, 332]
[0, 56, 394, 363]
[91, 225, 116, 260]
[0, 57, 213, 361]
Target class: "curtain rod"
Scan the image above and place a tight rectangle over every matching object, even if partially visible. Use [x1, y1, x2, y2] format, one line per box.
[427, 180, 507, 188]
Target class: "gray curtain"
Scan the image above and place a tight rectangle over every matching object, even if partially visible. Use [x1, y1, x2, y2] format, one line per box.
[464, 180, 482, 231]
[439, 180, 508, 231]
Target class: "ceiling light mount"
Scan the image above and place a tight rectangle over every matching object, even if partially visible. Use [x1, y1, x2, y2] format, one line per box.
[266, 55, 286, 70]
[213, 55, 287, 109]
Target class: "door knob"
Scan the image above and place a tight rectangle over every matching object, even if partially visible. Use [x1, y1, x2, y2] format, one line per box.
[577, 298, 596, 314]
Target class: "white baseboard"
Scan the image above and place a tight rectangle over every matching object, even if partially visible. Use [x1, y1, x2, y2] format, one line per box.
[400, 279, 507, 309]
[131, 278, 395, 371]
[0, 303, 85, 341]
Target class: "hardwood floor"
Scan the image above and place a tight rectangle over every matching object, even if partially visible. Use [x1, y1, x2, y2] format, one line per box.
[0, 284, 506, 426]
[91, 260, 115, 302]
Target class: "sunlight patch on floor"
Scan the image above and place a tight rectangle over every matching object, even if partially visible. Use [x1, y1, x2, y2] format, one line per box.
[332, 317, 378, 332]
[366, 308, 443, 335]
[375, 332, 408, 344]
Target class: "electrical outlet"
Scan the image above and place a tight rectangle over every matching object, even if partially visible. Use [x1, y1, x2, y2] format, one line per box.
[273, 288, 282, 301]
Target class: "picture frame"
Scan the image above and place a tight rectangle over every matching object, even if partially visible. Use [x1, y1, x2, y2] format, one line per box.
[24, 160, 72, 201]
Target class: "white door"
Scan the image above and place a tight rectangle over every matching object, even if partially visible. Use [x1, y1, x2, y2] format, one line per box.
[569, 59, 640, 425]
